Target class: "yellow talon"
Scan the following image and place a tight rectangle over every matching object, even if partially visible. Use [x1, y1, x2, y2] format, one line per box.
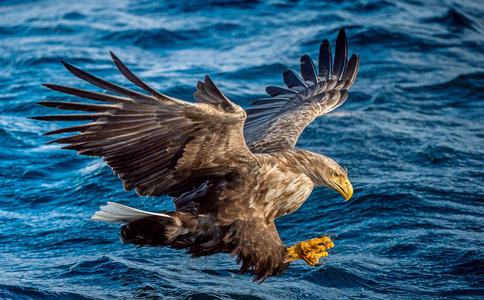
[284, 234, 337, 266]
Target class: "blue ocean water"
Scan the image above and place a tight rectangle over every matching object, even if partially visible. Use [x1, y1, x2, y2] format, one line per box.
[1, 0, 483, 299]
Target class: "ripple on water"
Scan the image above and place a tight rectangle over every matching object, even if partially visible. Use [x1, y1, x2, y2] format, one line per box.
[0, 0, 483, 299]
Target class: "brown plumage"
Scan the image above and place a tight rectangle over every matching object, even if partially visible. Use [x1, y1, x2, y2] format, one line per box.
[32, 28, 358, 282]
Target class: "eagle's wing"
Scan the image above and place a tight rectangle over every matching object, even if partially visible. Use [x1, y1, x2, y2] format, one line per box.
[33, 53, 255, 197]
[244, 28, 360, 153]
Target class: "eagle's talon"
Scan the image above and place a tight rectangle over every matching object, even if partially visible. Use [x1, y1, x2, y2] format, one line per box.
[285, 234, 337, 265]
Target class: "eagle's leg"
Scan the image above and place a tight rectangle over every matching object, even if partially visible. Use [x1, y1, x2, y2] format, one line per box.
[284, 234, 337, 266]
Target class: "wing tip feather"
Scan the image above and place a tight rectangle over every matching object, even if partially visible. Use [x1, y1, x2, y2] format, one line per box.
[246, 27, 359, 153]
[61, 60, 75, 73]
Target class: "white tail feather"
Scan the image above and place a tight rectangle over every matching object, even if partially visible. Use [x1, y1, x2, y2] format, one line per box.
[92, 202, 171, 223]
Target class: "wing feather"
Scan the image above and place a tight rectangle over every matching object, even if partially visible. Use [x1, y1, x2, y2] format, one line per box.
[194, 75, 239, 113]
[33, 54, 256, 197]
[332, 28, 348, 80]
[318, 39, 332, 80]
[41, 84, 136, 106]
[35, 101, 117, 112]
[60, 62, 161, 106]
[265, 86, 297, 97]
[300, 54, 318, 84]
[282, 69, 308, 89]
[244, 28, 359, 153]
[109, 51, 174, 102]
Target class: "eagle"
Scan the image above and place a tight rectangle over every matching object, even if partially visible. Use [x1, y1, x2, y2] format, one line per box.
[32, 28, 359, 282]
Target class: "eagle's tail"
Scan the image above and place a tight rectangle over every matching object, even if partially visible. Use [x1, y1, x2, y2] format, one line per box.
[92, 201, 171, 223]
[92, 202, 199, 247]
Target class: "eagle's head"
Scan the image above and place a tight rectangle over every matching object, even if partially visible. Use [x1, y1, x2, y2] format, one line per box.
[299, 151, 353, 201]
[318, 157, 353, 201]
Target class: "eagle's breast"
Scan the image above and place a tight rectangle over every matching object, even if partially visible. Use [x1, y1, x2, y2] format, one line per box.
[263, 171, 314, 220]
[248, 153, 315, 220]
[214, 152, 314, 225]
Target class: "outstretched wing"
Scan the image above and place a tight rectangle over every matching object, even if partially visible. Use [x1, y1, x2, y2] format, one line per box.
[244, 28, 360, 153]
[32, 53, 255, 197]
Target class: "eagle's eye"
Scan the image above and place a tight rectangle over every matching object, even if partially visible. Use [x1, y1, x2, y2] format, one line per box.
[331, 172, 338, 177]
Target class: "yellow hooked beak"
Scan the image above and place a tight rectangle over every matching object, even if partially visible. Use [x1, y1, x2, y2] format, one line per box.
[331, 179, 353, 201]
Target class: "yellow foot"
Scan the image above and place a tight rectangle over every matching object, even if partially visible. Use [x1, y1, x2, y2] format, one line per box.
[284, 234, 338, 266]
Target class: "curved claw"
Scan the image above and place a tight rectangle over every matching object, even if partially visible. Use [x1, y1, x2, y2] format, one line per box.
[318, 233, 339, 240]
[314, 259, 327, 267]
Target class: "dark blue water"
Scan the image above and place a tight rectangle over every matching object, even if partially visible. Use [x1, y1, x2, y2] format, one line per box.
[1, 0, 483, 299]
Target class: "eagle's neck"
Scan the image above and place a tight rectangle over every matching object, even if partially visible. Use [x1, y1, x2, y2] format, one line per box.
[255, 150, 336, 187]
[256, 150, 331, 186]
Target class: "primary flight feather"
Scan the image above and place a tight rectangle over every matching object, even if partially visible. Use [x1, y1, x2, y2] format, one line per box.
[32, 28, 359, 282]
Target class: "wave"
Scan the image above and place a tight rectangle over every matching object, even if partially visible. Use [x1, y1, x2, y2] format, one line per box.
[1, 0, 483, 298]
[0, 284, 92, 300]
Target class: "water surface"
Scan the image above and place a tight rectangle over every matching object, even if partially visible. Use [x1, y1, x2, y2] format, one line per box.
[0, 0, 483, 299]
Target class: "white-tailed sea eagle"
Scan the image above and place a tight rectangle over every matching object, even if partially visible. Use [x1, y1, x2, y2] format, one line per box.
[32, 28, 359, 282]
